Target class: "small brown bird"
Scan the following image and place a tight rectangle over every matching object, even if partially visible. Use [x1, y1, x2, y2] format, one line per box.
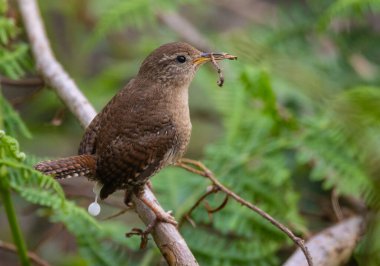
[35, 42, 236, 225]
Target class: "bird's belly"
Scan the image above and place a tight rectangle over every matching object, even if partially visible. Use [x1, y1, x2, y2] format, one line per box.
[171, 121, 192, 164]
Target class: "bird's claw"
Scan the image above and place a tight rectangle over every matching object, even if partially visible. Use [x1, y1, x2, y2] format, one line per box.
[126, 228, 150, 249]
[156, 210, 178, 227]
[125, 211, 177, 249]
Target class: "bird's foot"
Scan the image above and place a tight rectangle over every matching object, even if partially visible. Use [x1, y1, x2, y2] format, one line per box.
[126, 227, 151, 249]
[126, 210, 177, 249]
[126, 188, 177, 248]
[155, 210, 177, 226]
[138, 188, 178, 227]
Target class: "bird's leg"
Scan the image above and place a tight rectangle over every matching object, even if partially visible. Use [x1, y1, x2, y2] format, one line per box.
[126, 186, 177, 248]
[124, 185, 176, 223]
[137, 189, 177, 226]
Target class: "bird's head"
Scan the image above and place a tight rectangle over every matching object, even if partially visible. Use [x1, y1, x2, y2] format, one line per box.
[137, 42, 236, 87]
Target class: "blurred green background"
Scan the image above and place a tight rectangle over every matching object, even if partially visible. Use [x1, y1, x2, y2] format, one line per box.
[1, 0, 380, 265]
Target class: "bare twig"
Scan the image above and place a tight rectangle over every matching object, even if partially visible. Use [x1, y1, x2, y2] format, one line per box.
[284, 216, 365, 266]
[214, 0, 277, 26]
[1, 76, 45, 106]
[32, 224, 64, 252]
[9, 87, 44, 106]
[157, 12, 212, 52]
[103, 209, 130, 220]
[179, 185, 219, 227]
[331, 188, 344, 221]
[205, 194, 229, 214]
[0, 76, 44, 87]
[0, 241, 50, 266]
[16, 1, 198, 265]
[176, 158, 314, 266]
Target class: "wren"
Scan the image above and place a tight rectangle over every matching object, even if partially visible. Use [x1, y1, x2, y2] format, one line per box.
[35, 42, 237, 224]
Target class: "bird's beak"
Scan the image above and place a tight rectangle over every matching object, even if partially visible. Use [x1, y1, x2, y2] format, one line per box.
[193, 52, 237, 66]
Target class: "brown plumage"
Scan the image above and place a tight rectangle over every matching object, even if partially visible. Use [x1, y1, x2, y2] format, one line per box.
[35, 42, 236, 215]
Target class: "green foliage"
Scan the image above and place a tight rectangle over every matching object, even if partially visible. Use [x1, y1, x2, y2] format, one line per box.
[0, 2, 33, 79]
[88, 0, 197, 46]
[318, 0, 380, 29]
[152, 68, 304, 266]
[296, 117, 371, 196]
[0, 94, 32, 138]
[0, 131, 142, 266]
[2, 0, 380, 265]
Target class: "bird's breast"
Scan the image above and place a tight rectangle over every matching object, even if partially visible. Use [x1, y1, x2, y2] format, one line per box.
[168, 90, 192, 163]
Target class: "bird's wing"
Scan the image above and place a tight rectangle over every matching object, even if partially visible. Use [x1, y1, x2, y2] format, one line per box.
[96, 120, 178, 199]
[78, 79, 136, 155]
[78, 114, 101, 155]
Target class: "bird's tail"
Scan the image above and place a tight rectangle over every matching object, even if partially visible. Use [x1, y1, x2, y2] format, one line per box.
[34, 154, 96, 179]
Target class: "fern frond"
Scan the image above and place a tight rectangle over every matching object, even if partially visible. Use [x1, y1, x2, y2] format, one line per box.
[0, 16, 19, 45]
[0, 5, 33, 79]
[318, 0, 380, 29]
[0, 43, 33, 79]
[0, 131, 139, 266]
[0, 94, 32, 138]
[88, 0, 197, 46]
[297, 118, 373, 197]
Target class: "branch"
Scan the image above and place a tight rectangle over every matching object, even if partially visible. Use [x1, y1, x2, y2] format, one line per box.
[0, 76, 44, 87]
[0, 241, 50, 266]
[16, 0, 198, 265]
[179, 185, 219, 227]
[214, 0, 277, 26]
[16, 0, 96, 128]
[177, 158, 314, 266]
[283, 216, 365, 266]
[157, 12, 212, 52]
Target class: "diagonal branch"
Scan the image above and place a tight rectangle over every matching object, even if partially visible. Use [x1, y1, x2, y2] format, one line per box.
[16, 0, 96, 128]
[176, 158, 313, 266]
[16, 0, 198, 265]
[283, 216, 364, 266]
[0, 240, 50, 266]
[157, 12, 212, 52]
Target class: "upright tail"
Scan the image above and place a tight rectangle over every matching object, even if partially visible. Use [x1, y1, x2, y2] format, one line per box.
[34, 154, 96, 179]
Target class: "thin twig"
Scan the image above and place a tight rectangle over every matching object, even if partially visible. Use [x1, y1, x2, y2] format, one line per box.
[157, 12, 212, 52]
[103, 209, 130, 220]
[0, 241, 50, 266]
[176, 158, 314, 266]
[9, 87, 44, 106]
[0, 76, 45, 87]
[205, 194, 229, 214]
[331, 188, 344, 221]
[32, 224, 64, 252]
[179, 186, 219, 227]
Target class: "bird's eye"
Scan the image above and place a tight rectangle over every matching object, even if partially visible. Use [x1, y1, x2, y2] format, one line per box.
[176, 55, 186, 63]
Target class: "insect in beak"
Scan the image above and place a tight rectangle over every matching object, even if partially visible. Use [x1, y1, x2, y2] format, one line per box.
[193, 52, 237, 87]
